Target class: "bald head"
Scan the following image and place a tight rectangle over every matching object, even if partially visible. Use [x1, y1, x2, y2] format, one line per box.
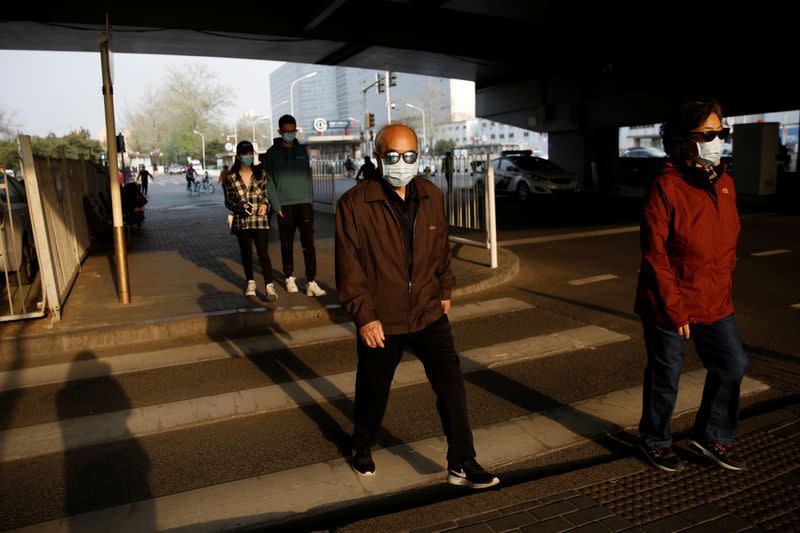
[374, 124, 418, 157]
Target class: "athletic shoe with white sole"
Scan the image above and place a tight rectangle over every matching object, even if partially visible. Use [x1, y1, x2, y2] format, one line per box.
[447, 458, 499, 489]
[306, 280, 327, 297]
[245, 280, 256, 297]
[285, 276, 298, 293]
[688, 439, 745, 471]
[265, 283, 278, 302]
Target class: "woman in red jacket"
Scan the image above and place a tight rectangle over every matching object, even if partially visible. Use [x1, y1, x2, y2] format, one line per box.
[635, 99, 747, 472]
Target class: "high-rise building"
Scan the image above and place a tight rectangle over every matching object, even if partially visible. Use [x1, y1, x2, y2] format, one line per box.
[269, 64, 475, 145]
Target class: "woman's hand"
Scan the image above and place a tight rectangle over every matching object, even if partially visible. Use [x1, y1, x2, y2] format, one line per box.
[678, 324, 691, 340]
[277, 210, 284, 218]
[257, 204, 267, 216]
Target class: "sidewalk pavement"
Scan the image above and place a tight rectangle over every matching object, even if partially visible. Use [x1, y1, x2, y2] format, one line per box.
[340, 401, 800, 533]
[0, 199, 518, 366]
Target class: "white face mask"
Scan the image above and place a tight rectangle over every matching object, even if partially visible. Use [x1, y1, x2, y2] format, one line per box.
[381, 159, 417, 187]
[281, 132, 296, 143]
[695, 137, 724, 166]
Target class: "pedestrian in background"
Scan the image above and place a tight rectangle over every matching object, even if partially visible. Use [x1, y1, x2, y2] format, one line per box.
[262, 114, 326, 298]
[219, 164, 230, 185]
[223, 140, 282, 301]
[137, 166, 153, 197]
[355, 156, 378, 181]
[635, 98, 747, 472]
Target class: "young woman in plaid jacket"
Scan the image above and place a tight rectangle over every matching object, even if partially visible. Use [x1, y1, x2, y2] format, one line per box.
[223, 140, 283, 301]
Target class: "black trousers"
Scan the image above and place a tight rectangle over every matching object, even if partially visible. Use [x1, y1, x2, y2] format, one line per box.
[352, 315, 476, 463]
[277, 203, 316, 281]
[235, 229, 272, 284]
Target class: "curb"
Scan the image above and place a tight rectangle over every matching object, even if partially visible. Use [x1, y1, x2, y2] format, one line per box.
[453, 247, 519, 298]
[0, 248, 520, 365]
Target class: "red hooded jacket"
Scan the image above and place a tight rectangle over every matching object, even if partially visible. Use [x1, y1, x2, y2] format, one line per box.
[634, 161, 740, 328]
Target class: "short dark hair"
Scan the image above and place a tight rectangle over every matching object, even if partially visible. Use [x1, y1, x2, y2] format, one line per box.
[278, 114, 296, 129]
[661, 98, 724, 161]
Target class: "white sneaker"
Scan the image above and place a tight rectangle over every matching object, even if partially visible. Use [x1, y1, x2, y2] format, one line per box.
[265, 283, 278, 302]
[285, 276, 299, 293]
[306, 280, 327, 297]
[245, 280, 256, 297]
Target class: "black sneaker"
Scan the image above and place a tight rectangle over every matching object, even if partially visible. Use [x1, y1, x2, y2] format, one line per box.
[688, 440, 746, 471]
[639, 443, 684, 472]
[447, 458, 500, 489]
[350, 447, 375, 476]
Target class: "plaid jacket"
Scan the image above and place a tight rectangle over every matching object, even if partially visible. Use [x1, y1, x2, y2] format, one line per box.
[223, 166, 281, 232]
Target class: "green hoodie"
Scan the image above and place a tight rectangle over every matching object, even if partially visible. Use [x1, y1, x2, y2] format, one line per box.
[263, 138, 313, 206]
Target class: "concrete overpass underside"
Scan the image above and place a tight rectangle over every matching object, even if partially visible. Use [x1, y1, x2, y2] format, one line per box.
[3, 0, 797, 187]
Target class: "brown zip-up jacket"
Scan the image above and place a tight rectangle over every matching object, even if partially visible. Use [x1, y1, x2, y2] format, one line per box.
[335, 176, 455, 334]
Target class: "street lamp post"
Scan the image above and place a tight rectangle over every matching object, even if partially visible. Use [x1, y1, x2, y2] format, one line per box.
[406, 103, 427, 154]
[192, 130, 205, 170]
[272, 99, 289, 115]
[252, 115, 272, 149]
[289, 71, 318, 117]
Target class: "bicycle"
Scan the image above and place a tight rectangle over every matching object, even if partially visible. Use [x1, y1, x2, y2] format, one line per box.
[194, 175, 215, 195]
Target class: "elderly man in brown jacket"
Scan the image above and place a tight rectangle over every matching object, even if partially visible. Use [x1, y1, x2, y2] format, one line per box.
[335, 123, 498, 489]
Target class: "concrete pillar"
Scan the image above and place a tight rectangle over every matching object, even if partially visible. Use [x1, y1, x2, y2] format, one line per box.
[549, 127, 619, 194]
[549, 131, 586, 187]
[731, 122, 779, 196]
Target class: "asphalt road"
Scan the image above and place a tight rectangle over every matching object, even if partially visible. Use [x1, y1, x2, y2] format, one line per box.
[0, 191, 797, 530]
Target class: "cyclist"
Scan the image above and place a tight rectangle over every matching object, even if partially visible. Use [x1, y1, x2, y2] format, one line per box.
[186, 163, 197, 192]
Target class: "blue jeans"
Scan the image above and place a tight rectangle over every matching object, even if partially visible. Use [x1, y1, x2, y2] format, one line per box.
[639, 315, 749, 449]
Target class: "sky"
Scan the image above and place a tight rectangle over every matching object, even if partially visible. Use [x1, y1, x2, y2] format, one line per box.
[0, 50, 284, 139]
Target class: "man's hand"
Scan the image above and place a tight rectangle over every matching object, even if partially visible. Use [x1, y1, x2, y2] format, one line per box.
[257, 204, 267, 216]
[359, 320, 385, 349]
[678, 324, 691, 340]
[441, 300, 451, 315]
[277, 210, 284, 218]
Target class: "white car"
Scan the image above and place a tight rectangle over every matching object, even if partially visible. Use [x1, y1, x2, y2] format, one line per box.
[1, 175, 37, 284]
[491, 151, 580, 200]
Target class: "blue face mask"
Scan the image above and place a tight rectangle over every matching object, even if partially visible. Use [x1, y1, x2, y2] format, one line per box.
[240, 156, 254, 166]
[281, 132, 296, 143]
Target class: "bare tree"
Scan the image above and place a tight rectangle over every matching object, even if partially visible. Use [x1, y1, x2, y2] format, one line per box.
[125, 64, 231, 164]
[0, 108, 19, 140]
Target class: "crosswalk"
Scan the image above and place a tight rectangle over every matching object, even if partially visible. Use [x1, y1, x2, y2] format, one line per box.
[0, 298, 771, 532]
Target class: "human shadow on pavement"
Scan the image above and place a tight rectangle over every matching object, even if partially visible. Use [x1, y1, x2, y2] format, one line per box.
[57, 351, 154, 532]
[197, 282, 442, 476]
[518, 287, 640, 322]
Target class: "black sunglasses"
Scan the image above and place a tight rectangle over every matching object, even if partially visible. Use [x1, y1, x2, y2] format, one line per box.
[688, 128, 730, 143]
[382, 150, 418, 165]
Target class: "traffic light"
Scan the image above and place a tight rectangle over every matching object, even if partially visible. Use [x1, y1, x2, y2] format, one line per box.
[366, 112, 375, 128]
[376, 73, 385, 94]
[388, 71, 397, 87]
[116, 133, 126, 153]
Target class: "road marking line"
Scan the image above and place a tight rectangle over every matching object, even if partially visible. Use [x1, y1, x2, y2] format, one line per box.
[568, 274, 619, 286]
[15, 371, 768, 532]
[500, 226, 639, 247]
[0, 298, 534, 392]
[751, 249, 792, 257]
[0, 326, 628, 463]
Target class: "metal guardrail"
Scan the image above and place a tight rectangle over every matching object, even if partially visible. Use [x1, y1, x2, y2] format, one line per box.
[311, 160, 339, 213]
[1, 166, 45, 321]
[310, 154, 498, 268]
[14, 136, 101, 322]
[423, 153, 498, 267]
